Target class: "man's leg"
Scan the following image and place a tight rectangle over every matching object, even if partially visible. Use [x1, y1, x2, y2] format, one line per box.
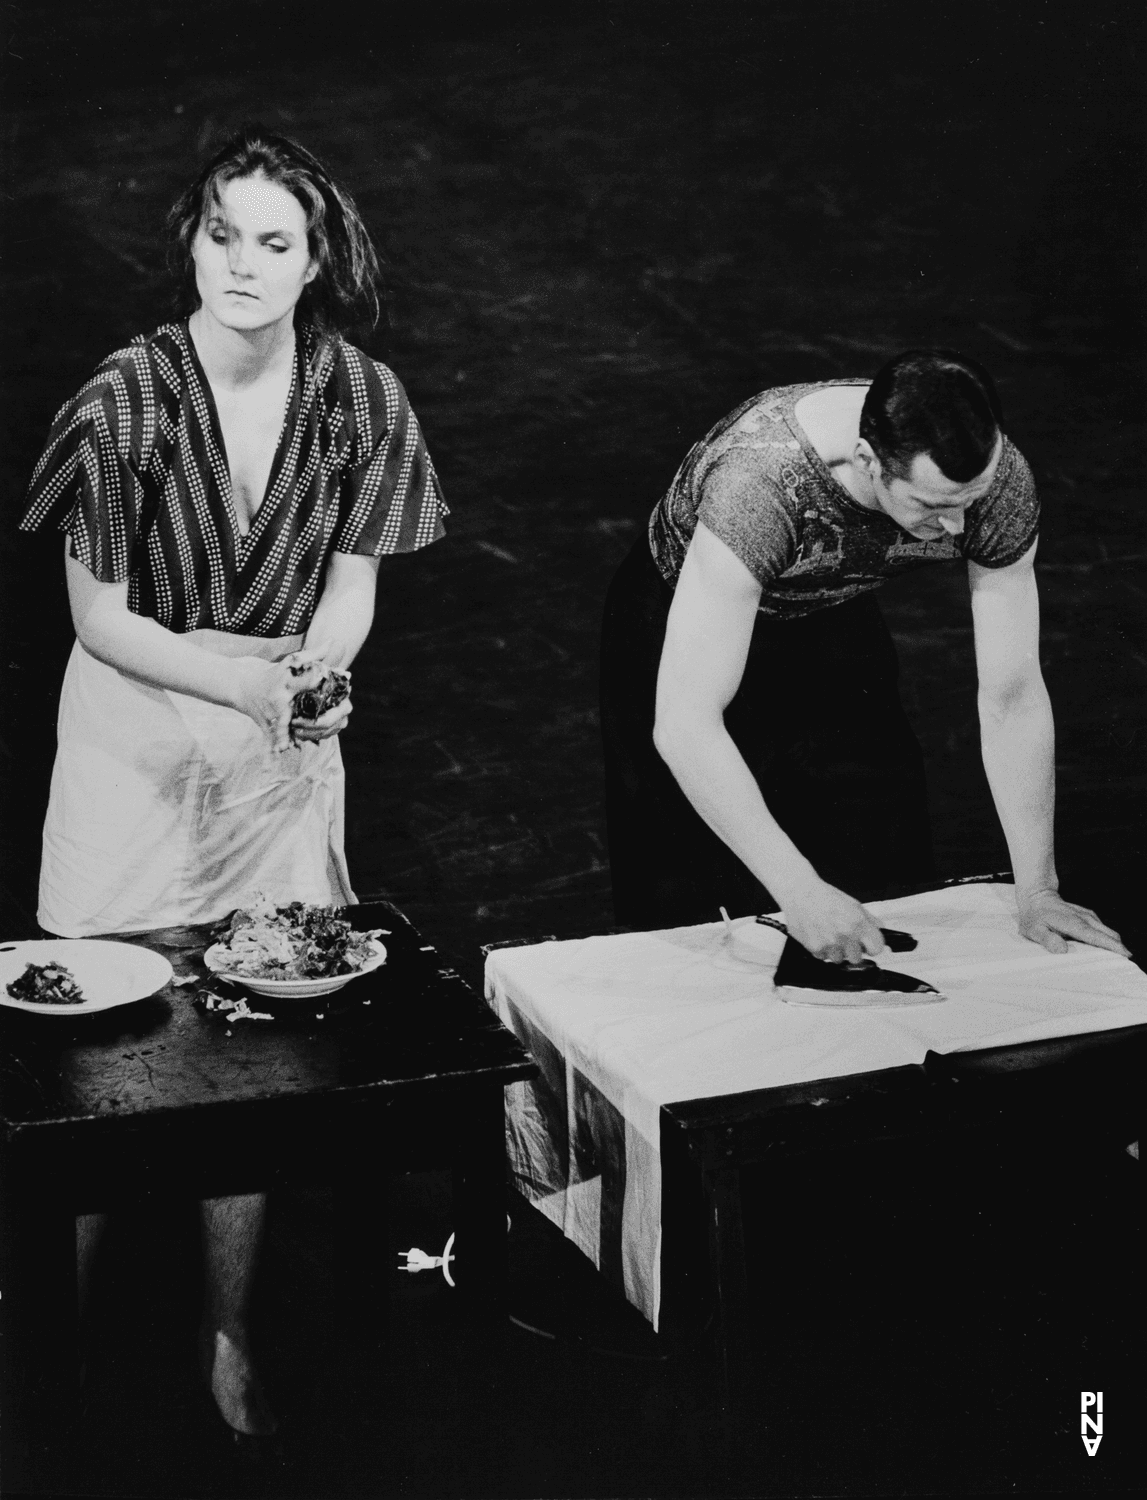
[198, 1193, 277, 1436]
[733, 593, 935, 898]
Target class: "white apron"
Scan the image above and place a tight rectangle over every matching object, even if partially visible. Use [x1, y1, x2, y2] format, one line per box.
[39, 633, 356, 937]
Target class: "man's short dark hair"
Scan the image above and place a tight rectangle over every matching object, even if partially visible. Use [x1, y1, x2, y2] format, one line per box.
[859, 349, 1004, 482]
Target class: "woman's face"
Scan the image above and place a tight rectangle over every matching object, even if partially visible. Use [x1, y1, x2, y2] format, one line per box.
[192, 174, 318, 333]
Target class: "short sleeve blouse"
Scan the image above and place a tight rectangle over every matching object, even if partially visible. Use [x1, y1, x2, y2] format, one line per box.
[19, 321, 448, 637]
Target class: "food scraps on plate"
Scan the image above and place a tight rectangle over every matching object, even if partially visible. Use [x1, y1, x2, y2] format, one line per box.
[6, 960, 85, 1005]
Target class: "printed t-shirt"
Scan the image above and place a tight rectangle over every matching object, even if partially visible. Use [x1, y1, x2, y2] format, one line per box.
[20, 320, 447, 637]
[648, 380, 1039, 620]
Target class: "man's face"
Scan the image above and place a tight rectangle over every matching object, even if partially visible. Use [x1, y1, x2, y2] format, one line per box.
[871, 434, 1004, 541]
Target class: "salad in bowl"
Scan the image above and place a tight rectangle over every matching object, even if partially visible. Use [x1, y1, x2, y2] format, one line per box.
[204, 898, 386, 998]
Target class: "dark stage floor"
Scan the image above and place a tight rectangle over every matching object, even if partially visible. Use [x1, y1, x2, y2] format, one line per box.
[64, 1142, 1146, 1500]
[1, 1, 1144, 1496]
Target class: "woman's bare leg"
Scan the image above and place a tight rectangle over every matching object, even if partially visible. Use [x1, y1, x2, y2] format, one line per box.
[198, 1193, 277, 1436]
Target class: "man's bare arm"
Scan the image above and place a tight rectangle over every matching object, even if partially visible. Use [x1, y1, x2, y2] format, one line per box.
[653, 522, 885, 962]
[970, 541, 1128, 954]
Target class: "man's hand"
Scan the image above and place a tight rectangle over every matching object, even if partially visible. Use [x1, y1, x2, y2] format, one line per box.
[1017, 888, 1130, 957]
[782, 877, 886, 964]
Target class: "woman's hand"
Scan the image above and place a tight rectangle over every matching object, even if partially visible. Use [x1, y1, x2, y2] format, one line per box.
[290, 693, 352, 744]
[780, 876, 886, 964]
[1017, 888, 1130, 956]
[231, 654, 326, 754]
[282, 649, 352, 745]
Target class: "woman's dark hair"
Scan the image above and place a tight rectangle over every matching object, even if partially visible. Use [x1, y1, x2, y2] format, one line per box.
[167, 128, 383, 339]
[859, 349, 1003, 482]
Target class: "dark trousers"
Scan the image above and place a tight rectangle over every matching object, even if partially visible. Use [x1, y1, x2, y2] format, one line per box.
[599, 536, 935, 928]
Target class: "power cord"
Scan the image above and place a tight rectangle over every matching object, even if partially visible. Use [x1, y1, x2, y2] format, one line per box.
[397, 1212, 515, 1288]
[508, 1312, 670, 1363]
[395, 1223, 669, 1362]
[398, 1231, 456, 1287]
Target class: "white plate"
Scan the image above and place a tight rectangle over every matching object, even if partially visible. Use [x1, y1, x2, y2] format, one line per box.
[0, 939, 174, 1016]
[202, 939, 387, 999]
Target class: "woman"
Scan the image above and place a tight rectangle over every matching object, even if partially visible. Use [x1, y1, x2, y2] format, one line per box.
[20, 129, 447, 1440]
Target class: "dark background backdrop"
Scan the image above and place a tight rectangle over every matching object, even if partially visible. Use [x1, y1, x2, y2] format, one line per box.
[0, 3, 1143, 1497]
[2, 0, 1144, 973]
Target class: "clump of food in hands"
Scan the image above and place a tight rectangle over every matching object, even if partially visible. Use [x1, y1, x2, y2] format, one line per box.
[290, 662, 351, 723]
[212, 897, 382, 979]
[6, 960, 85, 1005]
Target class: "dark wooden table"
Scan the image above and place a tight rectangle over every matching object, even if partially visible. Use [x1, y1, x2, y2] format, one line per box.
[655, 859, 1147, 1424]
[0, 901, 536, 1493]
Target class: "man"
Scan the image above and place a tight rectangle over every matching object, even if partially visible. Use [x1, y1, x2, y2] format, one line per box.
[600, 349, 1127, 962]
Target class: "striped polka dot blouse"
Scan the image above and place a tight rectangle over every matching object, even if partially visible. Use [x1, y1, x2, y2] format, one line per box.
[20, 320, 448, 637]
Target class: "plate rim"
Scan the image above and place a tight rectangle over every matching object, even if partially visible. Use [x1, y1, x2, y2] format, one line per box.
[0, 938, 174, 1015]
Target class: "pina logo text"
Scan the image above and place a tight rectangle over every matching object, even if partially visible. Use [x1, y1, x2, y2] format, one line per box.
[1081, 1391, 1103, 1456]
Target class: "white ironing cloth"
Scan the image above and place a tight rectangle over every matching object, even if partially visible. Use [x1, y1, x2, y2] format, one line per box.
[484, 882, 1147, 1327]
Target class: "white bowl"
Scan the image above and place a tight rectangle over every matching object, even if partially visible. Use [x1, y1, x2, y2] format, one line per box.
[202, 939, 387, 999]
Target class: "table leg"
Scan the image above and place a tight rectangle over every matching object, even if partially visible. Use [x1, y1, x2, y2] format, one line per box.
[0, 1159, 79, 1494]
[703, 1165, 749, 1419]
[449, 1085, 509, 1490]
[332, 1154, 391, 1345]
[450, 1085, 508, 1319]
